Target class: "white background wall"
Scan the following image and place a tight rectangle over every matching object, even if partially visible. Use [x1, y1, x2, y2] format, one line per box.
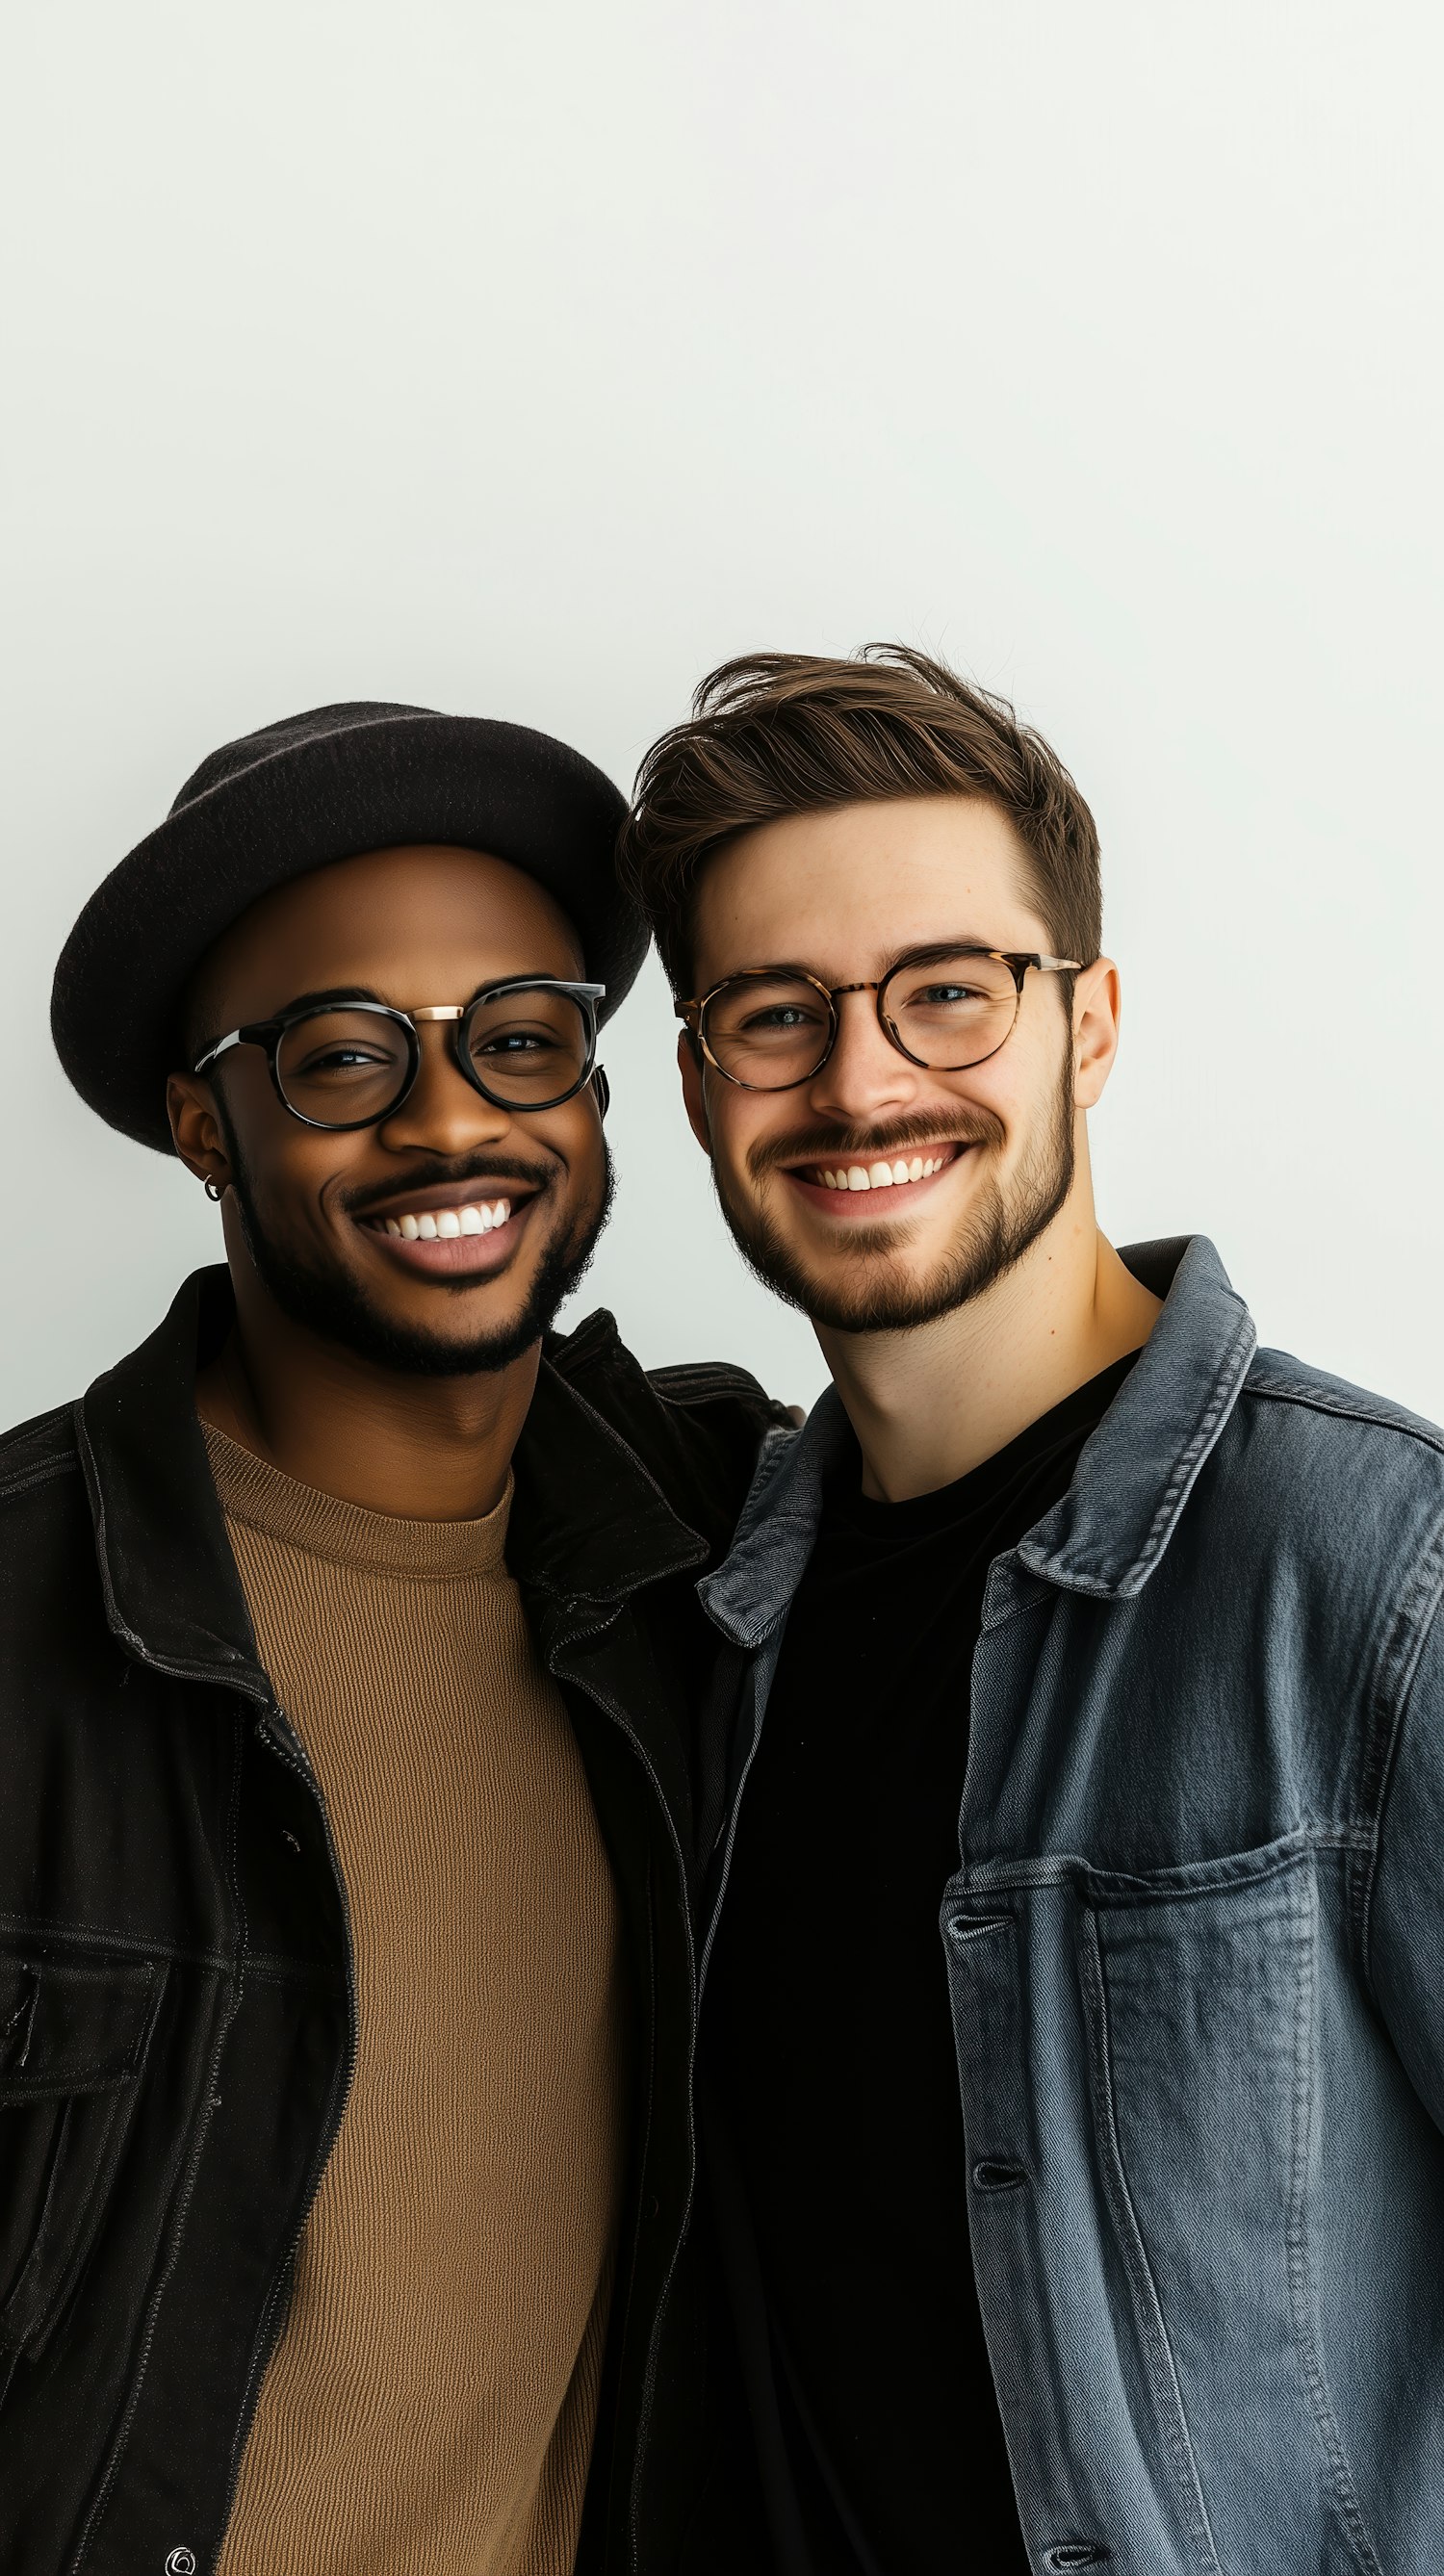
[4, 1, 1440, 1427]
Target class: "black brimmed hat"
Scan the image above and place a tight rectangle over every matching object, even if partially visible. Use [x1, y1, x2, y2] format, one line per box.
[51, 699, 644, 1153]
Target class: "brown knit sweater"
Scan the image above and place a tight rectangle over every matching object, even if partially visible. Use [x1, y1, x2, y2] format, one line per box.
[207, 1427, 627, 2576]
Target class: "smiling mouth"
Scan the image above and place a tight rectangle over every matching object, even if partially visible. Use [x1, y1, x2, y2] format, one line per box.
[783, 1142, 967, 1200]
[354, 1180, 542, 1275]
[366, 1195, 513, 1241]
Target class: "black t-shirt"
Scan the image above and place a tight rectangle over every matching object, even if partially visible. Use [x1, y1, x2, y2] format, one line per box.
[702, 1354, 1139, 2576]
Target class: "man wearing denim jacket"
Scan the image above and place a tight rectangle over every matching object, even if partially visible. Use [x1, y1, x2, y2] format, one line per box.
[615, 646, 1444, 2576]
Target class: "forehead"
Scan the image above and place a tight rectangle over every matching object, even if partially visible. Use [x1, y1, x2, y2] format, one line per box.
[194, 842, 584, 1025]
[690, 795, 1048, 985]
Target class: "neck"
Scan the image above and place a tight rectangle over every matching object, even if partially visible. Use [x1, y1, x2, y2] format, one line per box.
[815, 1192, 1162, 1505]
[195, 1261, 536, 1521]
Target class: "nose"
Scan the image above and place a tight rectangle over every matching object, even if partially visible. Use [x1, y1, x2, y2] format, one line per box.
[376, 1021, 513, 1156]
[804, 988, 923, 1125]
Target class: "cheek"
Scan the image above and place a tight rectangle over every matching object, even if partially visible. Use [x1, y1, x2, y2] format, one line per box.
[703, 1085, 775, 1179]
[236, 1124, 366, 1231]
[563, 1101, 606, 1172]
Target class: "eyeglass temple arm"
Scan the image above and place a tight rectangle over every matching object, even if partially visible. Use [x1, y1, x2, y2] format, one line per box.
[192, 1029, 245, 1075]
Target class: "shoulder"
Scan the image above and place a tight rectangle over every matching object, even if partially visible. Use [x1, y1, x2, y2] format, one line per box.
[0, 1401, 84, 1510]
[544, 1307, 790, 1430]
[1199, 1344, 1444, 1612]
[1231, 1348, 1444, 1536]
[1241, 1344, 1444, 1465]
[0, 1402, 105, 1666]
[542, 1308, 792, 1548]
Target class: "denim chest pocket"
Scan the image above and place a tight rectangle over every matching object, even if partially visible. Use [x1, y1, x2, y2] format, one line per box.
[1080, 1837, 1381, 2575]
[0, 1953, 162, 2357]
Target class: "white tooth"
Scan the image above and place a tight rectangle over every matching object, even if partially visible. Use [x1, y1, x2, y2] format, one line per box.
[868, 1161, 894, 1186]
[384, 1218, 402, 1237]
[435, 1208, 461, 1238]
[819, 1171, 834, 1190]
[400, 1213, 420, 1240]
[490, 1199, 510, 1225]
[908, 1158, 923, 1182]
[890, 1161, 911, 1185]
[846, 1166, 871, 1191]
[417, 1212, 439, 1240]
[458, 1204, 484, 1235]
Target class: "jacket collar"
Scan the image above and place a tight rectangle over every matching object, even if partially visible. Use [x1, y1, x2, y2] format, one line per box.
[79, 1268, 708, 1684]
[507, 1325, 709, 1602]
[77, 1267, 265, 1687]
[698, 1235, 1257, 1647]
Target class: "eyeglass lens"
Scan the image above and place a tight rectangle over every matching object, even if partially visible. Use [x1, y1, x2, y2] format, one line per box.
[272, 990, 593, 1126]
[702, 952, 1021, 1090]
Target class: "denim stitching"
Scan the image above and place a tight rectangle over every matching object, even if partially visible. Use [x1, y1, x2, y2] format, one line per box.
[0, 1915, 237, 1971]
[3, 1963, 167, 2357]
[0, 1455, 80, 1504]
[1080, 1912, 1224, 2574]
[70, 1715, 250, 2568]
[1246, 1378, 1444, 1461]
[1126, 1306, 1257, 1583]
[964, 1825, 1363, 1904]
[1284, 1871, 1385, 2573]
[1356, 1508, 1444, 1985]
[0, 1962, 155, 2099]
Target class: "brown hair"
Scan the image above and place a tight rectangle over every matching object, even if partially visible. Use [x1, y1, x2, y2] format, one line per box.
[619, 643, 1102, 992]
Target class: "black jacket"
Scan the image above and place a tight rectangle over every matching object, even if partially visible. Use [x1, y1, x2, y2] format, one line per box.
[0, 1268, 781, 2576]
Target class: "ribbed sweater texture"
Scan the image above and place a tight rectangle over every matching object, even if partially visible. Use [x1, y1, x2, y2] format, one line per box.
[207, 1427, 626, 2576]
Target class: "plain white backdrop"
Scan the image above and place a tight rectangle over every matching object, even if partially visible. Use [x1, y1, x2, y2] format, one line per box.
[3, 0, 1440, 1428]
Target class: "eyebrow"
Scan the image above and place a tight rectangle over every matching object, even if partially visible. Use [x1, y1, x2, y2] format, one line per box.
[257, 986, 392, 1018]
[712, 939, 1007, 985]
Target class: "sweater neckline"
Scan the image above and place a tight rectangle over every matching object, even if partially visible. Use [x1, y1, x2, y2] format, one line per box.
[201, 1422, 512, 1579]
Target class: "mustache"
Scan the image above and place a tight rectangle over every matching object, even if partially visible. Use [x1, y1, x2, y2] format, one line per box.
[340, 1152, 560, 1218]
[746, 1107, 1004, 1182]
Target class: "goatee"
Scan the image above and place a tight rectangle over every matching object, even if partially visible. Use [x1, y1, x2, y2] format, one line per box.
[710, 1057, 1075, 1336]
[224, 1144, 614, 1378]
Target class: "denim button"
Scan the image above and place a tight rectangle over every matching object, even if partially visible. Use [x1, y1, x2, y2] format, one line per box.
[167, 2550, 197, 2576]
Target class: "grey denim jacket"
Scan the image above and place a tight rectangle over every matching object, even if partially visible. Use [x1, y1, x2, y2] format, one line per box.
[692, 1236, 1444, 2576]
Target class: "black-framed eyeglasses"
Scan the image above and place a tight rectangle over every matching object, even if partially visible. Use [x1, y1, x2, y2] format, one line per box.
[679, 945, 1082, 1093]
[193, 979, 607, 1129]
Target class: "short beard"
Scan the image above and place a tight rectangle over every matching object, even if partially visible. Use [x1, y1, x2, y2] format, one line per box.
[710, 1057, 1075, 1336]
[225, 1139, 614, 1378]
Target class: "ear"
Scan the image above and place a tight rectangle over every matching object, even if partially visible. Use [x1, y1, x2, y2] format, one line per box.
[677, 1029, 712, 1156]
[167, 1070, 234, 1195]
[1071, 957, 1122, 1110]
[591, 1065, 610, 1121]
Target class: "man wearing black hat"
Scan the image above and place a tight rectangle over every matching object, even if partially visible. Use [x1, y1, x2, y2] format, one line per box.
[3, 704, 783, 2576]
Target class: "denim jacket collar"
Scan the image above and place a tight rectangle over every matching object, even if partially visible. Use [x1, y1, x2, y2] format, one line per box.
[698, 1234, 1257, 1648]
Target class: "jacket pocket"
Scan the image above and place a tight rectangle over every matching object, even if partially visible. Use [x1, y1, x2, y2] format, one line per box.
[0, 1952, 162, 2357]
[1080, 1836, 1383, 2576]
